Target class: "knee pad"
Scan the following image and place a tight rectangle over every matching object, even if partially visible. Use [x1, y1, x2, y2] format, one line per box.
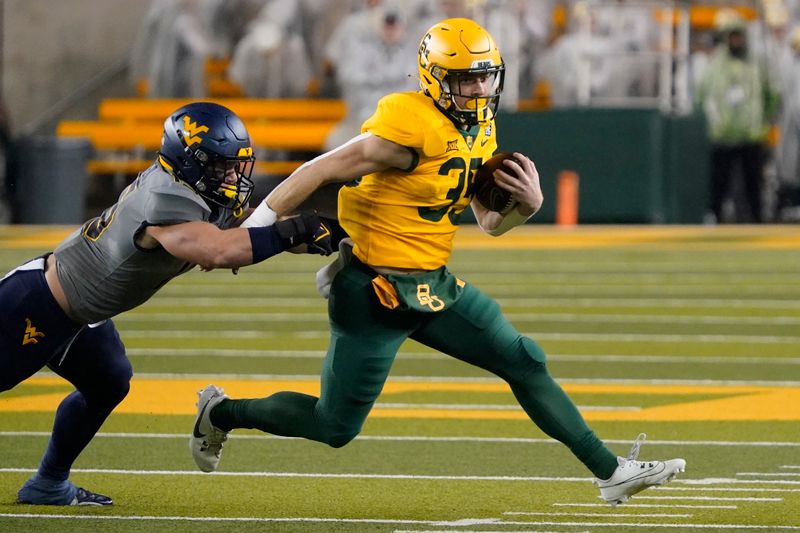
[506, 336, 548, 380]
[326, 430, 359, 449]
[86, 356, 132, 409]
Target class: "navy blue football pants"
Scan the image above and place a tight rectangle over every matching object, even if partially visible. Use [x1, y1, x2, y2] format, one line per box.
[214, 260, 619, 480]
[0, 261, 132, 481]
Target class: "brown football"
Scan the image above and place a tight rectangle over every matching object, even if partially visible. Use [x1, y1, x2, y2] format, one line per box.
[473, 152, 516, 213]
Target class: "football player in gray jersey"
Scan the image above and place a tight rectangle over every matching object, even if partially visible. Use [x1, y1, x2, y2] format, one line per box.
[0, 102, 332, 506]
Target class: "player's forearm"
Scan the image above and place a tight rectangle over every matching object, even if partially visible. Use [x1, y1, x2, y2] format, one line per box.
[474, 201, 535, 237]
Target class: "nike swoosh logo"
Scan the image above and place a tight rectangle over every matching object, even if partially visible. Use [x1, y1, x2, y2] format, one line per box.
[193, 403, 209, 438]
[480, 137, 490, 147]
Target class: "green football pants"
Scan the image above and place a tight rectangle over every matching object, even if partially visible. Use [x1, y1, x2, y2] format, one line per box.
[213, 260, 619, 479]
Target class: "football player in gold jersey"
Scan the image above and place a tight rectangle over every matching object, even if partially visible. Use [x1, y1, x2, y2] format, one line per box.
[191, 18, 685, 505]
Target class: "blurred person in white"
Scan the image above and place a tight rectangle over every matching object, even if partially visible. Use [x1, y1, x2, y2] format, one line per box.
[406, 0, 470, 38]
[0, 101, 9, 224]
[228, 7, 312, 98]
[229, 0, 356, 98]
[776, 27, 800, 215]
[129, 0, 217, 97]
[536, 1, 624, 106]
[695, 11, 780, 224]
[323, 1, 418, 150]
[323, 0, 388, 98]
[479, 1, 526, 111]
[595, 0, 661, 99]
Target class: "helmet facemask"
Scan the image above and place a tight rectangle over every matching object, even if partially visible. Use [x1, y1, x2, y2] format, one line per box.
[440, 64, 505, 125]
[191, 146, 255, 212]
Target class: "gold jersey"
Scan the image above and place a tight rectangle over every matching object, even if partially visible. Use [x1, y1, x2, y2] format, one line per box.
[339, 91, 497, 270]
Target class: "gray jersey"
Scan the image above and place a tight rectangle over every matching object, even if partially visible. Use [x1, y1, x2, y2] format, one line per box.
[55, 163, 241, 324]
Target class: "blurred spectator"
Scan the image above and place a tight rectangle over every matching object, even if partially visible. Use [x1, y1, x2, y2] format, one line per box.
[0, 101, 10, 224]
[598, 0, 662, 99]
[407, 0, 469, 39]
[236, 0, 356, 97]
[322, 0, 388, 98]
[695, 11, 780, 224]
[130, 0, 267, 98]
[323, 1, 417, 150]
[776, 26, 800, 217]
[481, 1, 524, 111]
[228, 12, 312, 97]
[536, 1, 624, 106]
[129, 0, 215, 97]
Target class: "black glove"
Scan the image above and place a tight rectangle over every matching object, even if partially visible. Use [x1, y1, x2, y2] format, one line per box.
[275, 213, 333, 256]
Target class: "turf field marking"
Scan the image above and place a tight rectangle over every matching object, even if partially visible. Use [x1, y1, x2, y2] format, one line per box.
[506, 511, 693, 518]
[633, 496, 781, 502]
[3, 511, 798, 531]
[399, 523, 800, 530]
[2, 431, 800, 449]
[5, 376, 800, 421]
[117, 311, 800, 326]
[7, 224, 800, 249]
[138, 296, 800, 309]
[124, 348, 800, 365]
[2, 467, 800, 488]
[114, 328, 800, 345]
[375, 403, 641, 412]
[553, 503, 737, 509]
[737, 472, 800, 477]
[655, 487, 800, 493]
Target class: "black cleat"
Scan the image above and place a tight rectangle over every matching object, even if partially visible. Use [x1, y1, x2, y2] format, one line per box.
[70, 486, 113, 506]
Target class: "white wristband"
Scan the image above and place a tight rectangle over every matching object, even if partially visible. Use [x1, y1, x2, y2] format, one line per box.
[241, 202, 277, 228]
[487, 205, 534, 236]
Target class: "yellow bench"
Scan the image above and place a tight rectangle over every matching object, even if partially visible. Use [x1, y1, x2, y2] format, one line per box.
[98, 98, 346, 122]
[57, 120, 335, 151]
[87, 159, 304, 176]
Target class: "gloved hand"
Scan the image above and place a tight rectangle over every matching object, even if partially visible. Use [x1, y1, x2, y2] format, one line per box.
[275, 213, 333, 256]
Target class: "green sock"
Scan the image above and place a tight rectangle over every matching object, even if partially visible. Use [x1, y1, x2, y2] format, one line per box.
[510, 369, 619, 480]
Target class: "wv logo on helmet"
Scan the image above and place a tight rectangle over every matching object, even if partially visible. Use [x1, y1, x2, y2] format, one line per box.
[182, 116, 209, 146]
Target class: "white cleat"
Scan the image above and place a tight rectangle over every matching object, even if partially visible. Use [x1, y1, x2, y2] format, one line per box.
[594, 433, 686, 506]
[190, 384, 229, 473]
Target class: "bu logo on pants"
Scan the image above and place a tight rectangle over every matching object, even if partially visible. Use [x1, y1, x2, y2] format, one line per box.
[22, 318, 45, 345]
[416, 284, 445, 312]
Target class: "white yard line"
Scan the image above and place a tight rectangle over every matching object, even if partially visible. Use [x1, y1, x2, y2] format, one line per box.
[505, 511, 693, 518]
[633, 496, 781, 502]
[1, 468, 799, 488]
[114, 328, 800, 344]
[655, 487, 800, 493]
[116, 312, 800, 326]
[141, 296, 800, 309]
[552, 503, 737, 510]
[24, 370, 800, 387]
[2, 431, 799, 448]
[122, 348, 800, 365]
[2, 514, 799, 530]
[737, 473, 800, 477]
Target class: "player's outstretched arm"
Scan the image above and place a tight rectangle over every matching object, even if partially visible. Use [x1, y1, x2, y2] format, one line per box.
[243, 133, 413, 228]
[144, 214, 332, 269]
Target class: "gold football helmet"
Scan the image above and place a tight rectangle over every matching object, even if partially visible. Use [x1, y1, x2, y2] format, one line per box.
[417, 18, 505, 126]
